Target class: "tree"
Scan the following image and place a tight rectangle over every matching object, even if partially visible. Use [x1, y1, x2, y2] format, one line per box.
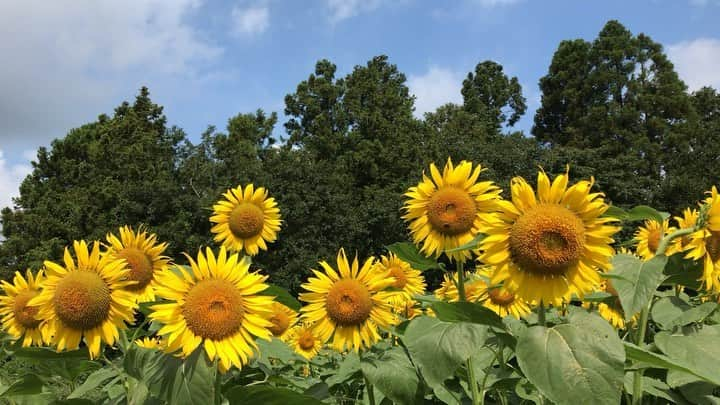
[461, 61, 527, 133]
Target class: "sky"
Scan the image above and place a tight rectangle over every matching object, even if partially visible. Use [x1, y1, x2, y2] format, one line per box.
[1, 0, 719, 211]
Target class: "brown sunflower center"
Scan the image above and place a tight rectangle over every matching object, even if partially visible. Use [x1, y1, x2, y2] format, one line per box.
[509, 204, 586, 276]
[117, 247, 154, 290]
[13, 290, 41, 329]
[298, 330, 316, 350]
[388, 266, 408, 289]
[228, 203, 265, 239]
[268, 310, 290, 337]
[647, 227, 662, 254]
[325, 279, 373, 326]
[183, 279, 245, 341]
[488, 288, 515, 306]
[427, 187, 476, 235]
[54, 271, 111, 330]
[706, 231, 720, 262]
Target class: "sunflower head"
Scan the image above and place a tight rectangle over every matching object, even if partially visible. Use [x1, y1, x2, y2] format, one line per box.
[403, 158, 501, 262]
[266, 302, 298, 340]
[685, 187, 720, 292]
[434, 271, 487, 303]
[210, 184, 282, 256]
[635, 219, 676, 261]
[135, 336, 164, 350]
[483, 286, 531, 319]
[288, 322, 323, 360]
[479, 167, 620, 307]
[299, 248, 398, 352]
[28, 241, 137, 359]
[372, 253, 426, 306]
[0, 269, 51, 347]
[150, 246, 275, 371]
[106, 225, 170, 302]
[672, 208, 699, 253]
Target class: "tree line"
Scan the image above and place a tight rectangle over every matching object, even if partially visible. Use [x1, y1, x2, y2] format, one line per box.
[1, 20, 718, 290]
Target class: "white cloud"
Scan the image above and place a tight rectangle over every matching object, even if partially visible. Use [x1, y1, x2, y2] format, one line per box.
[0, 149, 32, 211]
[326, 0, 385, 23]
[230, 5, 270, 36]
[667, 38, 720, 91]
[0, 0, 222, 156]
[408, 67, 464, 117]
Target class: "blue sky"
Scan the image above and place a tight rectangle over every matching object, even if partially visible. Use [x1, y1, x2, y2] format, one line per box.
[1, 0, 719, 210]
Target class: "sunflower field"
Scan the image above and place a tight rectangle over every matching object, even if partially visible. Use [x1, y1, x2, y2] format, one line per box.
[1, 156, 719, 405]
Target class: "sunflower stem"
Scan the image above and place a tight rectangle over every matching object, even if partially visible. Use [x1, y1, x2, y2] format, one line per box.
[364, 374, 376, 405]
[537, 301, 546, 327]
[632, 300, 652, 405]
[456, 260, 467, 302]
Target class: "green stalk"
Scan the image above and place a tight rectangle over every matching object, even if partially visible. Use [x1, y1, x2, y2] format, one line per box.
[455, 260, 481, 405]
[456, 260, 467, 302]
[364, 374, 376, 405]
[537, 301, 546, 327]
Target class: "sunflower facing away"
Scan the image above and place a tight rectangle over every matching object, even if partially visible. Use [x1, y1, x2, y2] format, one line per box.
[671, 208, 699, 254]
[478, 168, 620, 307]
[210, 184, 282, 256]
[287, 321, 323, 360]
[149, 247, 274, 371]
[583, 279, 629, 329]
[434, 271, 487, 303]
[267, 302, 298, 341]
[0, 269, 51, 347]
[635, 219, 677, 261]
[29, 241, 137, 359]
[299, 249, 397, 352]
[372, 253, 426, 306]
[106, 225, 170, 302]
[685, 186, 720, 293]
[403, 158, 501, 262]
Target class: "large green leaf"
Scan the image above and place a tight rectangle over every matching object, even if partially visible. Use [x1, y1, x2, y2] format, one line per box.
[609, 253, 668, 321]
[624, 341, 720, 386]
[516, 312, 625, 405]
[603, 205, 667, 223]
[224, 386, 323, 404]
[429, 301, 505, 330]
[0, 374, 43, 398]
[651, 297, 717, 330]
[654, 331, 720, 386]
[324, 351, 360, 387]
[402, 316, 489, 388]
[360, 347, 421, 405]
[256, 337, 301, 365]
[259, 285, 301, 311]
[67, 367, 119, 399]
[386, 242, 441, 272]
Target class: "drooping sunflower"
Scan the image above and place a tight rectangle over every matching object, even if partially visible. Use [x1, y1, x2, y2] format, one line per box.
[372, 253, 426, 306]
[266, 302, 298, 341]
[482, 287, 531, 319]
[685, 186, 720, 292]
[299, 249, 397, 352]
[106, 225, 170, 302]
[635, 219, 677, 261]
[403, 158, 501, 262]
[287, 322, 323, 360]
[0, 269, 51, 347]
[671, 208, 699, 254]
[29, 241, 137, 359]
[478, 168, 620, 307]
[210, 184, 282, 256]
[150, 247, 274, 371]
[434, 271, 487, 303]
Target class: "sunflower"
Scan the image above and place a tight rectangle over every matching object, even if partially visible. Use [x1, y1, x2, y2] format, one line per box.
[299, 249, 397, 352]
[582, 280, 628, 329]
[135, 336, 164, 350]
[393, 300, 422, 320]
[0, 269, 51, 347]
[482, 287, 531, 319]
[635, 219, 676, 261]
[106, 225, 170, 302]
[372, 253, 426, 306]
[149, 247, 274, 371]
[29, 241, 137, 359]
[287, 322, 323, 360]
[478, 168, 620, 307]
[267, 302, 298, 341]
[434, 271, 487, 303]
[671, 208, 699, 254]
[685, 187, 720, 292]
[403, 158, 501, 262]
[210, 184, 282, 256]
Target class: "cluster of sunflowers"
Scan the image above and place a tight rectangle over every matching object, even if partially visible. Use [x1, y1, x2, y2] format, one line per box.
[2, 158, 720, 375]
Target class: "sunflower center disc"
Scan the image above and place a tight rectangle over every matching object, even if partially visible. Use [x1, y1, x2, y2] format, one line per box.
[488, 288, 516, 306]
[298, 330, 315, 350]
[647, 227, 662, 254]
[509, 204, 586, 276]
[13, 290, 41, 329]
[268, 310, 290, 337]
[388, 266, 408, 289]
[54, 271, 111, 330]
[706, 231, 720, 262]
[427, 187, 476, 235]
[325, 279, 373, 326]
[228, 203, 265, 239]
[118, 247, 154, 290]
[183, 279, 245, 341]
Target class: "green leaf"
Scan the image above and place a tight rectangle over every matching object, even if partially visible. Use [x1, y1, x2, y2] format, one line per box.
[624, 341, 720, 385]
[603, 205, 627, 220]
[68, 367, 119, 399]
[325, 351, 360, 387]
[224, 386, 324, 404]
[651, 297, 717, 330]
[0, 374, 43, 398]
[10, 346, 89, 359]
[402, 316, 489, 388]
[609, 253, 668, 321]
[259, 285, 301, 311]
[443, 233, 485, 253]
[622, 373, 677, 403]
[429, 301, 505, 330]
[663, 254, 703, 289]
[256, 338, 301, 365]
[386, 242, 441, 272]
[654, 331, 720, 386]
[516, 312, 625, 405]
[626, 205, 666, 223]
[360, 347, 421, 405]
